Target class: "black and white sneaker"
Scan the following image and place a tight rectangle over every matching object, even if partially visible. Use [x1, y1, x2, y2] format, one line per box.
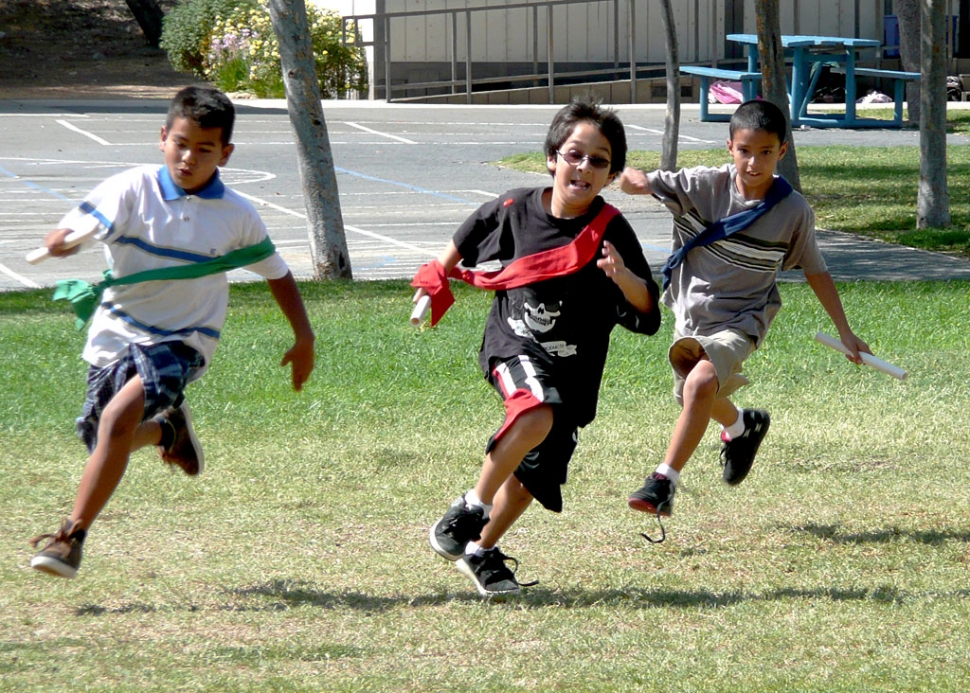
[429, 495, 487, 561]
[628, 472, 675, 517]
[457, 547, 535, 598]
[720, 409, 770, 486]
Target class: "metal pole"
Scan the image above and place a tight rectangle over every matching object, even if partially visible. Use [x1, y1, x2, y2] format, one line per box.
[534, 5, 540, 86]
[466, 10, 473, 104]
[451, 11, 458, 94]
[384, 15, 392, 101]
[547, 5, 555, 102]
[628, 0, 636, 102]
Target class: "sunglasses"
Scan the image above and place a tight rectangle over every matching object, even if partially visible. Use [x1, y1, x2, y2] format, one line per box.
[556, 149, 611, 170]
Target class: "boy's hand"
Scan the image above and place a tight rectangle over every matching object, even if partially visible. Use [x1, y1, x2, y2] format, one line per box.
[281, 337, 315, 391]
[838, 330, 872, 365]
[44, 228, 82, 258]
[596, 240, 628, 281]
[618, 167, 651, 195]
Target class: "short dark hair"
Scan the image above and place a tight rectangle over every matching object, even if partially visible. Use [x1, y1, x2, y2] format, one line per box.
[166, 86, 235, 144]
[729, 100, 788, 144]
[544, 99, 627, 176]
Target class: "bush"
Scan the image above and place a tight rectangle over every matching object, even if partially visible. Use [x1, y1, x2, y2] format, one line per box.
[161, 0, 368, 99]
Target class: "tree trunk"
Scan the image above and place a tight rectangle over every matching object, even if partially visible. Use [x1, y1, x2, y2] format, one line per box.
[896, 0, 921, 123]
[267, 0, 353, 280]
[918, 0, 951, 228]
[753, 0, 801, 191]
[658, 0, 679, 171]
[124, 0, 164, 47]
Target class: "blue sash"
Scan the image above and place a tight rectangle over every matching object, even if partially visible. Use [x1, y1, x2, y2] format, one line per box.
[661, 176, 793, 291]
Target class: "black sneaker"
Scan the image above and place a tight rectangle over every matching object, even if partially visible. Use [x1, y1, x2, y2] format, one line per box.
[155, 403, 204, 476]
[29, 519, 86, 578]
[457, 547, 535, 598]
[429, 495, 487, 561]
[720, 409, 770, 486]
[628, 472, 675, 517]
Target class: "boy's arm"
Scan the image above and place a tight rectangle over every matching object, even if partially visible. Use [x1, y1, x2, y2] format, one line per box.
[596, 240, 654, 313]
[266, 271, 315, 391]
[804, 271, 870, 363]
[618, 167, 653, 196]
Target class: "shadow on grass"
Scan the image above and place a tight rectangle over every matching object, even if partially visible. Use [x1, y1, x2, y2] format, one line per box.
[74, 577, 954, 616]
[789, 522, 970, 546]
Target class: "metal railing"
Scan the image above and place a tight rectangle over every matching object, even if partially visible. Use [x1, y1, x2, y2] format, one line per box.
[341, 0, 715, 103]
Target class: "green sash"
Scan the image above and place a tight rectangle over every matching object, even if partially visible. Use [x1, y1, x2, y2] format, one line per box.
[53, 237, 277, 329]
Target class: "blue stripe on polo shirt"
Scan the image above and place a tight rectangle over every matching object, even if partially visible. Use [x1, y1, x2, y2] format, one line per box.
[112, 235, 214, 263]
[104, 304, 221, 341]
[78, 201, 114, 232]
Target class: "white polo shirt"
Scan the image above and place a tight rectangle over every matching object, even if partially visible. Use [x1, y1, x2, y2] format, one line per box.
[57, 165, 290, 376]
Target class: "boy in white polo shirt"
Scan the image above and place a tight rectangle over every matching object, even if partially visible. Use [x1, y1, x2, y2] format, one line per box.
[29, 86, 315, 578]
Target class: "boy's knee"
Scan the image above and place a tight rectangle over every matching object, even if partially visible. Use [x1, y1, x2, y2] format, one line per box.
[683, 361, 719, 400]
[513, 404, 555, 440]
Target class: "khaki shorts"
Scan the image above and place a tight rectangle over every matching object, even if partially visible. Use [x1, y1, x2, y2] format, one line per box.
[669, 329, 756, 406]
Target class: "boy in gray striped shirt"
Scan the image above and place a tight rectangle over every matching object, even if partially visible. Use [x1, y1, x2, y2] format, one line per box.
[619, 100, 869, 534]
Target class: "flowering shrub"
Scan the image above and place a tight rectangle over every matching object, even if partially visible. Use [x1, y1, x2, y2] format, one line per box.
[162, 1, 367, 99]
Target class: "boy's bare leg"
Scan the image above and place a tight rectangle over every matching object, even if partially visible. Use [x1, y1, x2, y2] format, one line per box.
[663, 360, 720, 472]
[71, 376, 160, 529]
[474, 404, 553, 505]
[478, 476, 534, 550]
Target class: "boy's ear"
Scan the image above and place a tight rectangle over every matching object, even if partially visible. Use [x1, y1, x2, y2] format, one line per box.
[219, 143, 235, 166]
[546, 152, 557, 175]
[159, 126, 168, 151]
[777, 140, 790, 160]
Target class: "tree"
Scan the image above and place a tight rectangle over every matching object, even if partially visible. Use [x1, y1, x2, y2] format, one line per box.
[896, 0, 921, 123]
[125, 0, 165, 47]
[658, 0, 680, 170]
[267, 0, 353, 279]
[753, 0, 801, 191]
[918, 0, 950, 228]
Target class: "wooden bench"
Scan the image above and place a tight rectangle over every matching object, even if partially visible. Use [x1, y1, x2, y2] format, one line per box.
[835, 66, 920, 125]
[680, 66, 762, 122]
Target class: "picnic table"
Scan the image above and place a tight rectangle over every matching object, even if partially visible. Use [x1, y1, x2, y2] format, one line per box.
[725, 33, 919, 128]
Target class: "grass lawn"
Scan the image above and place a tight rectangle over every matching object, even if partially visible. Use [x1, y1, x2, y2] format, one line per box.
[3, 278, 970, 692]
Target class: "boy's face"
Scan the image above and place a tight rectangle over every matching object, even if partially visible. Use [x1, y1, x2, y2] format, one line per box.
[546, 121, 615, 218]
[726, 128, 789, 199]
[159, 116, 234, 194]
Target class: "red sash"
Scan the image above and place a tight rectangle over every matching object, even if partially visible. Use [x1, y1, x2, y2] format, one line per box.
[411, 204, 619, 326]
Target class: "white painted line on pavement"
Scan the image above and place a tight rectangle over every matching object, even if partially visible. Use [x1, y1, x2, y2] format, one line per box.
[0, 262, 41, 289]
[344, 121, 417, 144]
[56, 120, 113, 146]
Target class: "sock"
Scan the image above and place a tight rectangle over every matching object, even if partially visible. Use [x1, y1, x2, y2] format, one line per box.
[465, 541, 487, 557]
[722, 406, 746, 441]
[157, 417, 175, 450]
[656, 463, 680, 486]
[464, 489, 493, 520]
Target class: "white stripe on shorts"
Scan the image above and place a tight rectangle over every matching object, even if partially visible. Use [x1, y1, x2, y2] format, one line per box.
[495, 355, 546, 402]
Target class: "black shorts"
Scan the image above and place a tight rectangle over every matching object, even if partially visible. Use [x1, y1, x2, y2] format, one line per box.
[486, 354, 578, 513]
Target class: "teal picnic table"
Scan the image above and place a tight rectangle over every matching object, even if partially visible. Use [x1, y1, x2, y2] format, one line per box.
[725, 33, 916, 128]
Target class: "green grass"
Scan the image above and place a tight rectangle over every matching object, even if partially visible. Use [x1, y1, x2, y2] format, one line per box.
[3, 279, 970, 691]
[502, 141, 970, 258]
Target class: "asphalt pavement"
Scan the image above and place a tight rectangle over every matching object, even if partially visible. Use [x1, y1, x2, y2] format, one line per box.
[1, 98, 968, 292]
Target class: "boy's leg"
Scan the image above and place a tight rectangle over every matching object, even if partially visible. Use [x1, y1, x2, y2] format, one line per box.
[71, 375, 148, 529]
[457, 476, 535, 597]
[30, 376, 152, 578]
[629, 360, 718, 516]
[429, 405, 552, 561]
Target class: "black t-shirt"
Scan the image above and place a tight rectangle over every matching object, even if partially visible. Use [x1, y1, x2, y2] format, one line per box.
[454, 187, 661, 426]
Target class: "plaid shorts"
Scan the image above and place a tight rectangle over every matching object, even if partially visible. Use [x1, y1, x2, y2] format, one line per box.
[76, 341, 204, 453]
[486, 354, 577, 513]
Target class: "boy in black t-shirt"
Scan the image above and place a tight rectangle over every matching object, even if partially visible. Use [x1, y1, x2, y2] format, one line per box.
[412, 100, 661, 597]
